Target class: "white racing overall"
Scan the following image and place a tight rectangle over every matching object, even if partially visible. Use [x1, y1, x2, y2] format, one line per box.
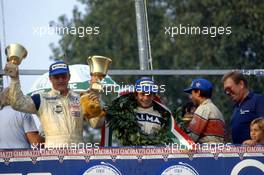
[9, 79, 104, 148]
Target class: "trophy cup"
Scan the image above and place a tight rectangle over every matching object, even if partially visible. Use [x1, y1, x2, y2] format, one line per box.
[87, 55, 112, 91]
[5, 43, 27, 77]
[80, 55, 111, 119]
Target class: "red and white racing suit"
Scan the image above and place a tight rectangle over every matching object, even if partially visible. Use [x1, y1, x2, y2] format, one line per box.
[188, 99, 225, 143]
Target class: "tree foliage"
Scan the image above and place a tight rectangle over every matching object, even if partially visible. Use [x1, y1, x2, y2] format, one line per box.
[50, 0, 264, 137]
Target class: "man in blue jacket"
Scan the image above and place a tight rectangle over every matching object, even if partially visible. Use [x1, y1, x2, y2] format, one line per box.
[222, 71, 264, 144]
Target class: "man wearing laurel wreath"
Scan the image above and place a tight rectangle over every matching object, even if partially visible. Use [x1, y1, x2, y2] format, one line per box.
[106, 77, 193, 147]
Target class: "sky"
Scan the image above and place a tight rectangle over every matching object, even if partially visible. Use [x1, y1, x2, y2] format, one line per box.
[0, 0, 84, 93]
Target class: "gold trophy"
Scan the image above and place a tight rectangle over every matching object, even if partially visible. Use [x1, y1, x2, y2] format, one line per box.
[5, 43, 27, 77]
[80, 55, 112, 119]
[87, 55, 112, 91]
[5, 43, 27, 65]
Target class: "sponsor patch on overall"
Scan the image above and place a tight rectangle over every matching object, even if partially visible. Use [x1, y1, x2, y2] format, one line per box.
[54, 105, 63, 114]
[69, 96, 81, 117]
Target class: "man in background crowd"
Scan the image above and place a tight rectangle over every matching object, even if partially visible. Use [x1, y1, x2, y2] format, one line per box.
[184, 78, 225, 143]
[0, 88, 43, 149]
[222, 71, 264, 144]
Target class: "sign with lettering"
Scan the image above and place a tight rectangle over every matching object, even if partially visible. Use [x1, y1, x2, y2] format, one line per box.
[0, 146, 264, 175]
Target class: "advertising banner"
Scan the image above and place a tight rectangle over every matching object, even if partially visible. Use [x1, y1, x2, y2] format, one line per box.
[0, 146, 263, 175]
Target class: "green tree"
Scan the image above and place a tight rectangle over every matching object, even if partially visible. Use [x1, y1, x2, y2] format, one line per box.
[50, 0, 264, 141]
[164, 0, 264, 134]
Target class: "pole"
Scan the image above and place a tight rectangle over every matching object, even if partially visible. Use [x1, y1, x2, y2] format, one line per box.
[135, 0, 150, 70]
[0, 42, 2, 91]
[0, 0, 6, 91]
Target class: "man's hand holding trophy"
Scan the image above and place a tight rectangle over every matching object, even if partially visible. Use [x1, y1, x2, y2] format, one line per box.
[3, 43, 112, 120]
[4, 43, 27, 78]
[80, 55, 112, 120]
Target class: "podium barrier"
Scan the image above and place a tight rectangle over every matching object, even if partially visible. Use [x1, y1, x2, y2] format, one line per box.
[0, 146, 264, 175]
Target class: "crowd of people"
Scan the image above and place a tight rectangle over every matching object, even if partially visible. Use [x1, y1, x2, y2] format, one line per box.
[0, 60, 264, 149]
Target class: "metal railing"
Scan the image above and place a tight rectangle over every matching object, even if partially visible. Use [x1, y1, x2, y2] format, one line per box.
[1, 69, 264, 76]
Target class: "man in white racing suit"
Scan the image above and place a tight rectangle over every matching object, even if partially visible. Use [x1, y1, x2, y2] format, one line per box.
[5, 61, 104, 148]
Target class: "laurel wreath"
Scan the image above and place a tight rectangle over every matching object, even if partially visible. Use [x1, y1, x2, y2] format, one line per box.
[107, 93, 173, 146]
[172, 107, 190, 134]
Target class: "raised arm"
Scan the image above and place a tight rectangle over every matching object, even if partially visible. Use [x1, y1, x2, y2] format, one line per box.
[5, 63, 38, 114]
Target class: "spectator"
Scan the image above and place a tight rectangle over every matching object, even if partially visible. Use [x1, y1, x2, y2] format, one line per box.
[222, 71, 264, 144]
[243, 117, 264, 145]
[0, 88, 43, 149]
[184, 78, 225, 143]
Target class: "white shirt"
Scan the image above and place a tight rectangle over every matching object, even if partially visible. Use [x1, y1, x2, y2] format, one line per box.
[0, 106, 38, 149]
[134, 106, 164, 134]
